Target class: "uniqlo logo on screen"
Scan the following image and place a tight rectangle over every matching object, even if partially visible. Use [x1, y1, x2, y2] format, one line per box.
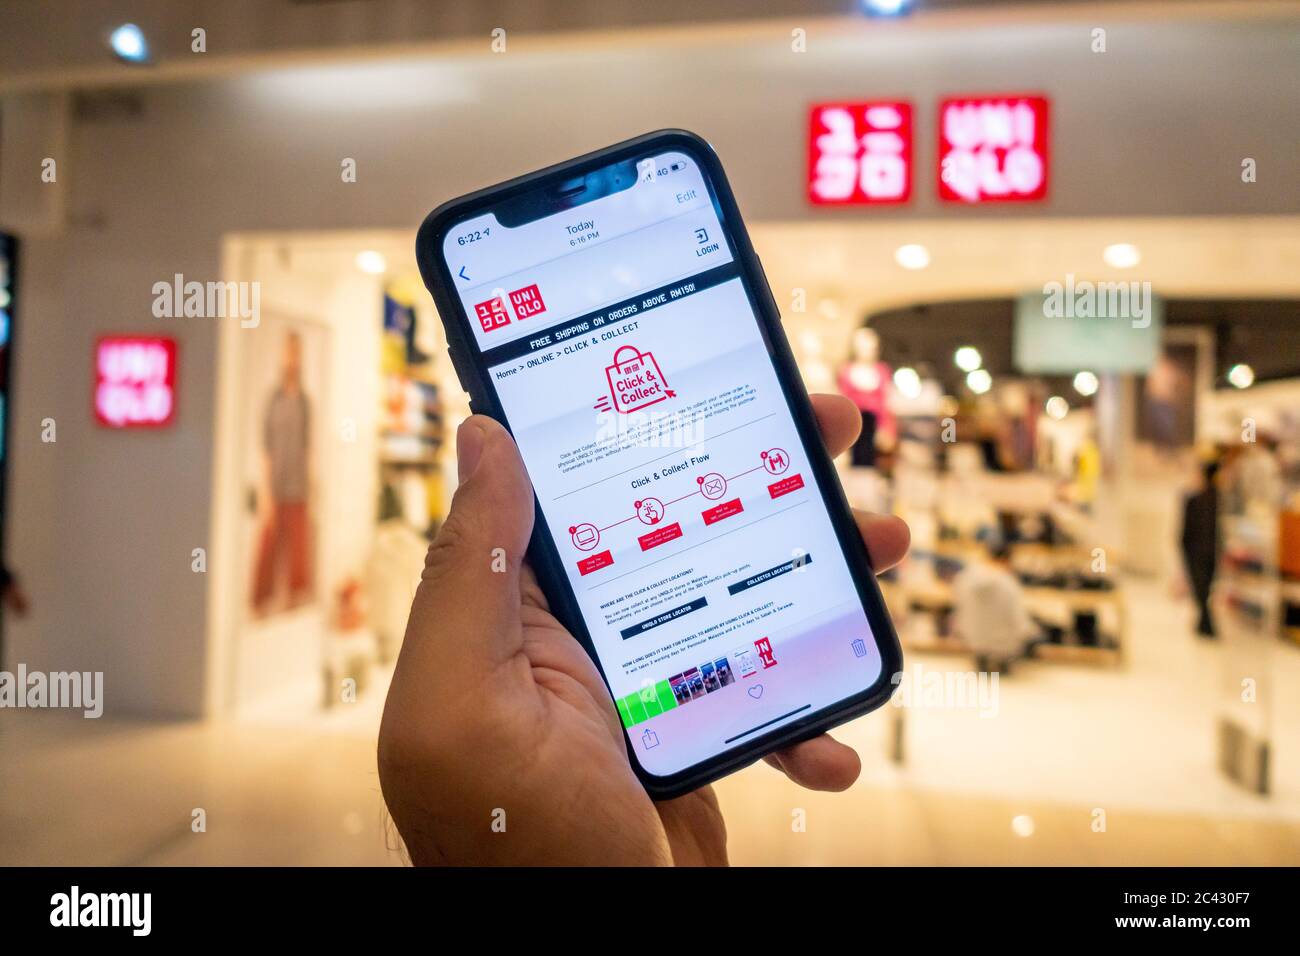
[509, 283, 546, 320]
[474, 295, 510, 332]
[808, 101, 913, 205]
[938, 94, 1049, 203]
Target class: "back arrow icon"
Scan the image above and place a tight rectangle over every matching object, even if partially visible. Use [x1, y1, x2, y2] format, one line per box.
[458, 266, 469, 281]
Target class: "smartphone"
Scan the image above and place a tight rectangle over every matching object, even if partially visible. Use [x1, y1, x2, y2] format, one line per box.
[416, 129, 902, 798]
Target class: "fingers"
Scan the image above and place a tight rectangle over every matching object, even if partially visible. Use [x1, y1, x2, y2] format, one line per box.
[807, 392, 911, 570]
[855, 511, 911, 573]
[405, 416, 535, 667]
[809, 393, 862, 458]
[755, 398, 904, 794]
[763, 733, 862, 792]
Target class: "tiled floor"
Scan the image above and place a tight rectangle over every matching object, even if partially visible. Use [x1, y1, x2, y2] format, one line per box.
[3, 579, 1299, 866]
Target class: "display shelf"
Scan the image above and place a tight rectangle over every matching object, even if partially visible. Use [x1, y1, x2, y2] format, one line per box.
[1213, 448, 1282, 795]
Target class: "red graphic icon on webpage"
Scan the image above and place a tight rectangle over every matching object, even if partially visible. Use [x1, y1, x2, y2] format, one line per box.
[754, 637, 778, 669]
[474, 295, 510, 333]
[761, 448, 790, 475]
[635, 497, 665, 525]
[569, 522, 600, 551]
[604, 345, 676, 413]
[509, 283, 546, 320]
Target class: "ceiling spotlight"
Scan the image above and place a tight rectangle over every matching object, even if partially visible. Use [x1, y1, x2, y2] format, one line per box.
[798, 330, 824, 357]
[1045, 395, 1069, 420]
[894, 244, 930, 270]
[966, 368, 992, 395]
[893, 366, 922, 400]
[802, 359, 834, 392]
[109, 24, 150, 64]
[1073, 370, 1099, 396]
[954, 346, 982, 373]
[1102, 242, 1141, 269]
[861, 0, 915, 16]
[1227, 363, 1255, 389]
[355, 250, 387, 275]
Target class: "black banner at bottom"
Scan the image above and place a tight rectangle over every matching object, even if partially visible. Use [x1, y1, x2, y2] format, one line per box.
[0, 866, 1283, 941]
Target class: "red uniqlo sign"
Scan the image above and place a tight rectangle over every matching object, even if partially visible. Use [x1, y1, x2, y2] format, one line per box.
[474, 295, 510, 332]
[508, 283, 545, 320]
[808, 101, 913, 205]
[95, 336, 177, 428]
[938, 94, 1049, 203]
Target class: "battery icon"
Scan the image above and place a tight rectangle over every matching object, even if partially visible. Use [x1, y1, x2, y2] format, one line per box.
[669, 162, 687, 172]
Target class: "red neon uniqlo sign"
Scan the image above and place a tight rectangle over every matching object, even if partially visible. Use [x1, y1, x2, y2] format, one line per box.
[94, 336, 177, 428]
[938, 94, 1049, 204]
[808, 101, 913, 205]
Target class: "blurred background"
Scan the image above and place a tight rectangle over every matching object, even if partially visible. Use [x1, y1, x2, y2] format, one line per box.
[1, 0, 1298, 865]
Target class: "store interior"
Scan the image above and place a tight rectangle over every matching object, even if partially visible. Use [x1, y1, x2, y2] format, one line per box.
[135, 211, 1295, 864]
[12, 217, 1300, 865]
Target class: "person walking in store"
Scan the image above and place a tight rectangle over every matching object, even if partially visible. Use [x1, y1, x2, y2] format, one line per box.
[377, 395, 910, 866]
[1180, 457, 1221, 639]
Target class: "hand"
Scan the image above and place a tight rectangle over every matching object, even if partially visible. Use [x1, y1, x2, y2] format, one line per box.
[378, 393, 909, 866]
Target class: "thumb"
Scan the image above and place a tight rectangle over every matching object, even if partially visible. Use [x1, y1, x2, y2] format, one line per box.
[404, 415, 535, 674]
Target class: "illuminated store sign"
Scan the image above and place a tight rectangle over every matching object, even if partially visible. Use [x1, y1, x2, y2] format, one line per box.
[808, 101, 913, 205]
[938, 94, 1049, 203]
[95, 336, 177, 428]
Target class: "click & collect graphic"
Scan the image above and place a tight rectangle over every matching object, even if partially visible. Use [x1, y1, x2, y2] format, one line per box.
[603, 345, 676, 413]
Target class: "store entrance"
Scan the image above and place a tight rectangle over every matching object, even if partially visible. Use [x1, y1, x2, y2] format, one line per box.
[210, 232, 457, 720]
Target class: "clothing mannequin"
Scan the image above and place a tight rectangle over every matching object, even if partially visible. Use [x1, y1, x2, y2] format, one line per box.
[837, 327, 896, 467]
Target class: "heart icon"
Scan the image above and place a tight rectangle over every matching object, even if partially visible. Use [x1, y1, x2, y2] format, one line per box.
[747, 684, 764, 699]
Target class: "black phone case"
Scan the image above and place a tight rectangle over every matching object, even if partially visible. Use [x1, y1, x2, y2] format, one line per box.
[415, 129, 903, 799]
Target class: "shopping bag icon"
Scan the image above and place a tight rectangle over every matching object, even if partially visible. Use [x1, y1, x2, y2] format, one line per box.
[605, 345, 674, 414]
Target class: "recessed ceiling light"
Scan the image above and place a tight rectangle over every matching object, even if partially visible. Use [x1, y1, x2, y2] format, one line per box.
[893, 366, 922, 399]
[1227, 363, 1255, 389]
[966, 368, 992, 394]
[355, 250, 387, 275]
[894, 244, 930, 270]
[109, 24, 150, 64]
[861, 0, 915, 17]
[1102, 243, 1140, 269]
[1045, 395, 1069, 420]
[954, 346, 982, 373]
[1073, 370, 1099, 396]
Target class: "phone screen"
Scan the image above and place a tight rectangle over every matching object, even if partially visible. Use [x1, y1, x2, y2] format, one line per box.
[440, 147, 884, 779]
